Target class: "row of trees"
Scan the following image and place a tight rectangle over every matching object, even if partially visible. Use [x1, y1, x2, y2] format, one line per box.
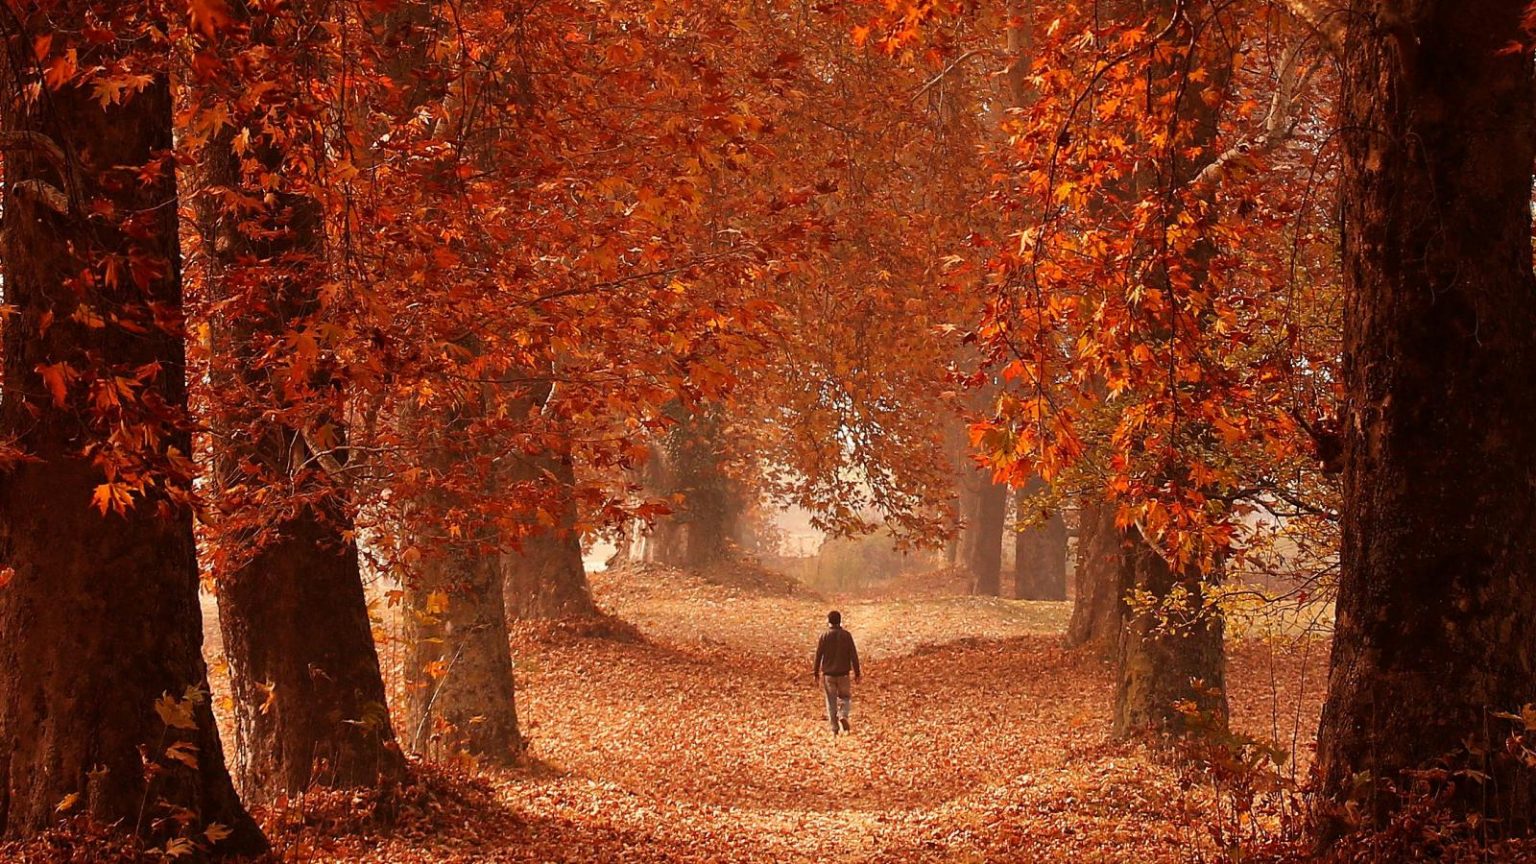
[882, 0, 1536, 835]
[2, 0, 1534, 855]
[0, 0, 1008, 855]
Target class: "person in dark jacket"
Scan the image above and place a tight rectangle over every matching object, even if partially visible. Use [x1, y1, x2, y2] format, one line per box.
[813, 610, 862, 734]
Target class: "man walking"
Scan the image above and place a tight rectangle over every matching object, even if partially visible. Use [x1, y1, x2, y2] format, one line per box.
[813, 610, 861, 735]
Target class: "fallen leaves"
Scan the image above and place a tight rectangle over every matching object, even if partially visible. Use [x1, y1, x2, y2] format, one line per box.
[236, 563, 1329, 863]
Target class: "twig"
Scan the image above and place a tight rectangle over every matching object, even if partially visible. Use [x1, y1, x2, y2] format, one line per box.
[911, 49, 1003, 102]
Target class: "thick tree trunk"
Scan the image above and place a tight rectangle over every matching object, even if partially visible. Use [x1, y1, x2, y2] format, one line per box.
[1013, 480, 1068, 600]
[503, 441, 598, 620]
[402, 399, 522, 765]
[1109, 0, 1231, 738]
[968, 474, 1008, 596]
[639, 409, 742, 569]
[199, 6, 404, 801]
[0, 19, 264, 852]
[1066, 500, 1123, 649]
[1112, 530, 1228, 736]
[1317, 0, 1536, 831]
[216, 518, 403, 797]
[405, 543, 523, 765]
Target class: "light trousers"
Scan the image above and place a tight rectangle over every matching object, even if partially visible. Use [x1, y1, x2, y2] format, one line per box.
[822, 674, 852, 732]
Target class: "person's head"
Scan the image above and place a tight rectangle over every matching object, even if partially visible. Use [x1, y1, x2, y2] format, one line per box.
[827, 610, 842, 628]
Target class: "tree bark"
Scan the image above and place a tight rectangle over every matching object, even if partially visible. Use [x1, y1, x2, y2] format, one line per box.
[198, 4, 404, 801]
[1066, 499, 1123, 649]
[402, 399, 522, 765]
[1112, 529, 1228, 736]
[405, 541, 523, 765]
[1317, 0, 1536, 831]
[968, 473, 1008, 596]
[638, 408, 742, 569]
[0, 14, 264, 852]
[1013, 480, 1067, 600]
[215, 518, 403, 798]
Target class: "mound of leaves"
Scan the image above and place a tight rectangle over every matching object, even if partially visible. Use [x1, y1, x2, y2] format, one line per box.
[594, 559, 818, 604]
[509, 609, 648, 645]
[257, 758, 512, 860]
[851, 566, 973, 600]
[0, 817, 157, 864]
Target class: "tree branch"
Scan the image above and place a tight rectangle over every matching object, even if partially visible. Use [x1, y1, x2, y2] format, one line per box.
[1276, 0, 1346, 57]
[911, 49, 1003, 102]
[298, 427, 348, 477]
[10, 178, 68, 214]
[1189, 41, 1318, 198]
[0, 130, 76, 213]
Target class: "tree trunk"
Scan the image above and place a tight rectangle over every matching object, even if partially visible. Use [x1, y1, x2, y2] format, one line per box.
[503, 440, 598, 620]
[216, 518, 403, 797]
[1013, 480, 1067, 600]
[953, 471, 980, 569]
[639, 408, 741, 569]
[0, 17, 264, 852]
[502, 380, 596, 619]
[198, 4, 404, 801]
[1108, 0, 1231, 738]
[1317, 0, 1536, 831]
[402, 399, 522, 765]
[1066, 500, 1123, 649]
[968, 474, 1008, 596]
[1112, 529, 1228, 736]
[405, 542, 523, 765]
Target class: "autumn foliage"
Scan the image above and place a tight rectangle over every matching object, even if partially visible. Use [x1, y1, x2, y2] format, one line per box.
[2, 0, 1536, 860]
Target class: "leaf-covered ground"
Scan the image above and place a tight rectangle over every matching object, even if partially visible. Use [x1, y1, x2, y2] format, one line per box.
[267, 564, 1327, 863]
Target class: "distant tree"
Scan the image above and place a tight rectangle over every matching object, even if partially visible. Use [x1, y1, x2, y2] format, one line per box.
[635, 408, 746, 569]
[503, 384, 598, 620]
[1066, 502, 1124, 649]
[968, 473, 1008, 596]
[1013, 480, 1067, 601]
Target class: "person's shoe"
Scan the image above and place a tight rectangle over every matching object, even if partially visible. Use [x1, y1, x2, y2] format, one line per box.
[840, 717, 851, 733]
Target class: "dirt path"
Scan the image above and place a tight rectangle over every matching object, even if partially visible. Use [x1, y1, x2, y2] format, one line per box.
[277, 566, 1324, 863]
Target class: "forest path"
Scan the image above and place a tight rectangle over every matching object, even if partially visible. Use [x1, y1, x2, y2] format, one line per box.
[288, 565, 1324, 862]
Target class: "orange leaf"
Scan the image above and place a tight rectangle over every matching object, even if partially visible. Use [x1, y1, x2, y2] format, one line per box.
[189, 0, 233, 37]
[35, 362, 71, 407]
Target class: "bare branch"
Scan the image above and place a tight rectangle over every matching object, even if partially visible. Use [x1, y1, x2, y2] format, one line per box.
[911, 49, 1003, 102]
[0, 130, 77, 212]
[1276, 0, 1346, 57]
[10, 178, 68, 214]
[298, 427, 348, 477]
[1189, 42, 1318, 198]
[0, 130, 66, 170]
